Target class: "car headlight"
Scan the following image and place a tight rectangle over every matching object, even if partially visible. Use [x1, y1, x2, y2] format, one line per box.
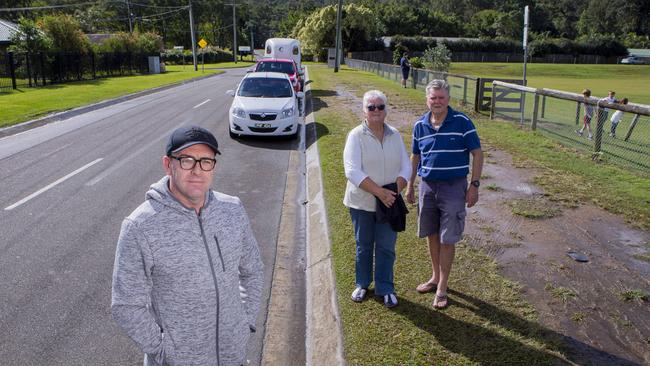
[232, 107, 246, 118]
[282, 107, 294, 118]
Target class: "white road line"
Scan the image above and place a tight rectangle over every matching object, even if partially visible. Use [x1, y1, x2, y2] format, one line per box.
[193, 99, 211, 109]
[4, 158, 104, 211]
[85, 126, 177, 186]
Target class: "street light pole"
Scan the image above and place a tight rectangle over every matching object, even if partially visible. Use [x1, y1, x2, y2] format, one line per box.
[520, 5, 529, 125]
[189, 0, 197, 71]
[334, 0, 342, 72]
[232, 0, 237, 63]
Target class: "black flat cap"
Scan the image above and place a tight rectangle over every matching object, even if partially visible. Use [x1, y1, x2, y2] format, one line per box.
[166, 125, 221, 156]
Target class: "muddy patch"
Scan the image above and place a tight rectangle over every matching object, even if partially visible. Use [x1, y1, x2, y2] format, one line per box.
[468, 146, 650, 365]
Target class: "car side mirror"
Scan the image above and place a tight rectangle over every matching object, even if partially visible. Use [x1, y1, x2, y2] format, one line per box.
[296, 91, 304, 98]
[226, 90, 235, 97]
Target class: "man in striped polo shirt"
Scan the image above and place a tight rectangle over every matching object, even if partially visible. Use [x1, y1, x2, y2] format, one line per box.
[405, 79, 484, 309]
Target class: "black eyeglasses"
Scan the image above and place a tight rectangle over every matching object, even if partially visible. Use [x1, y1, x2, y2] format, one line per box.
[367, 104, 385, 111]
[171, 156, 217, 171]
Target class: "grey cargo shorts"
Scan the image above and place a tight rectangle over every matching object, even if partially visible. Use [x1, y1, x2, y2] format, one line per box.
[417, 177, 467, 244]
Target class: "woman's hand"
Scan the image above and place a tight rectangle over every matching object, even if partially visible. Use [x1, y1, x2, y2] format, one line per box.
[377, 188, 397, 208]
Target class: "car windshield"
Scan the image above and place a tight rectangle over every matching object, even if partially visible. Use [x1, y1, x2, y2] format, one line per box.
[238, 78, 293, 98]
[255, 61, 295, 75]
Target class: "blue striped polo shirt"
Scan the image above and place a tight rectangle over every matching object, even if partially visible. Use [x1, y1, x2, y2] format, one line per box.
[412, 107, 481, 181]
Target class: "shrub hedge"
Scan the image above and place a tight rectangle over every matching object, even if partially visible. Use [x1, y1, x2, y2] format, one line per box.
[390, 35, 628, 57]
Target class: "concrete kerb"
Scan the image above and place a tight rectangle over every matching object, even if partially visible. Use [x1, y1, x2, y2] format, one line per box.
[0, 73, 221, 139]
[304, 67, 346, 366]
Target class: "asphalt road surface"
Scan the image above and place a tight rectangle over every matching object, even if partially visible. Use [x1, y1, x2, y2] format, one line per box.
[0, 68, 301, 365]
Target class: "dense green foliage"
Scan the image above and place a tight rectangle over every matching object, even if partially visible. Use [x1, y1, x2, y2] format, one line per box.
[1, 0, 648, 52]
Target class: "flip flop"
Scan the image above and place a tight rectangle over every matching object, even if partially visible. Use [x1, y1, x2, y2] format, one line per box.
[567, 250, 589, 262]
[433, 293, 448, 309]
[416, 281, 437, 294]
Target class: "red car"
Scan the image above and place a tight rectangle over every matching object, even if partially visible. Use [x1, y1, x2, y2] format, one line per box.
[254, 58, 302, 92]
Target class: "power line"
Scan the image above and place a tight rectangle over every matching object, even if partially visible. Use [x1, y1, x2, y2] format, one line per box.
[0, 2, 107, 12]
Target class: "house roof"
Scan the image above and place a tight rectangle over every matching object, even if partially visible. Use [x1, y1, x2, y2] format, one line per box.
[0, 19, 20, 43]
[628, 48, 650, 57]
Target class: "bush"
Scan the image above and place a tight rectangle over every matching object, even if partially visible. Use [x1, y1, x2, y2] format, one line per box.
[161, 46, 232, 65]
[409, 56, 424, 68]
[99, 32, 162, 55]
[422, 43, 451, 72]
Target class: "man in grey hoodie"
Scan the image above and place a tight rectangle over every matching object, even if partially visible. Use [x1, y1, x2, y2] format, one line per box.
[111, 125, 264, 366]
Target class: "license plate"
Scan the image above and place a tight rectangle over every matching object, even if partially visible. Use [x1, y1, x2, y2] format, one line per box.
[255, 123, 272, 128]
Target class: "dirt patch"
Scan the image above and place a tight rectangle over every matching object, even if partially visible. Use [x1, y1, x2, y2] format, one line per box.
[334, 84, 650, 365]
[466, 147, 650, 365]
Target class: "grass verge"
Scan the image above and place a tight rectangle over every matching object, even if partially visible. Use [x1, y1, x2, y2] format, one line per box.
[310, 64, 568, 365]
[0, 66, 224, 128]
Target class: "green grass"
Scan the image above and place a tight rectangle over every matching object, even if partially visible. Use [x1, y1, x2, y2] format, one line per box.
[545, 283, 577, 303]
[449, 63, 650, 105]
[507, 197, 562, 219]
[0, 66, 224, 128]
[619, 289, 648, 302]
[310, 64, 568, 365]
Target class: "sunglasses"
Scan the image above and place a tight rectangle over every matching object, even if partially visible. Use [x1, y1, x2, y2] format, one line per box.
[367, 104, 385, 111]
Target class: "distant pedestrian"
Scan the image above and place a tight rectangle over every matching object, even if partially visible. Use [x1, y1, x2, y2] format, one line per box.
[343, 90, 411, 308]
[576, 89, 595, 140]
[609, 97, 628, 138]
[111, 125, 264, 366]
[406, 79, 484, 310]
[400, 52, 411, 88]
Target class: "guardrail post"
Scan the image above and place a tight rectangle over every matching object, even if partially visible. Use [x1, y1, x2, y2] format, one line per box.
[575, 102, 581, 125]
[624, 114, 640, 142]
[594, 108, 605, 153]
[411, 68, 416, 89]
[541, 95, 546, 118]
[531, 94, 540, 130]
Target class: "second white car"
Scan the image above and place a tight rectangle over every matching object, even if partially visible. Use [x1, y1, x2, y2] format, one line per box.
[227, 72, 304, 138]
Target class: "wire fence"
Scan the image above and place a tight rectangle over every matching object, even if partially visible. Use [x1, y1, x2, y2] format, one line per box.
[491, 81, 650, 176]
[345, 58, 479, 109]
[2, 51, 155, 90]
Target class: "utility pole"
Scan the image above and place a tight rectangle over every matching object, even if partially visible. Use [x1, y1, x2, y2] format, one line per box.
[250, 23, 254, 60]
[334, 0, 342, 72]
[189, 0, 197, 71]
[125, 0, 132, 33]
[232, 0, 237, 63]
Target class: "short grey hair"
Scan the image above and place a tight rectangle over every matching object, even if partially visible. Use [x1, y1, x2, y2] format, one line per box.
[425, 79, 450, 96]
[363, 90, 388, 110]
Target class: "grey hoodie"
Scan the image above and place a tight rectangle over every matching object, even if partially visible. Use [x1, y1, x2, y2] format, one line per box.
[111, 176, 263, 366]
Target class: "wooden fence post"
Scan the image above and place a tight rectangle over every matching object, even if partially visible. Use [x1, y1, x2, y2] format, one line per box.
[490, 83, 497, 120]
[624, 114, 640, 142]
[575, 102, 581, 126]
[531, 94, 540, 130]
[594, 108, 605, 153]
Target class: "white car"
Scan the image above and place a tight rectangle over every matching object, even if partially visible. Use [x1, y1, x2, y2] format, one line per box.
[227, 72, 304, 138]
[621, 56, 646, 64]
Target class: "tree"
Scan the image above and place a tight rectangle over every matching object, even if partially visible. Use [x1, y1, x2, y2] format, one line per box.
[38, 14, 91, 54]
[9, 17, 52, 53]
[470, 9, 520, 39]
[293, 4, 384, 58]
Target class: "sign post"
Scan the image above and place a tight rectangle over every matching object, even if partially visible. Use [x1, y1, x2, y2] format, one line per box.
[520, 6, 529, 125]
[198, 38, 208, 72]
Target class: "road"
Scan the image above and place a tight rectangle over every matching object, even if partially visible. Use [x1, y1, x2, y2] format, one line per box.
[0, 68, 305, 365]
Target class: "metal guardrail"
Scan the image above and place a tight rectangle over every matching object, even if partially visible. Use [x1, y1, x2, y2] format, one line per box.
[491, 80, 650, 175]
[345, 58, 479, 109]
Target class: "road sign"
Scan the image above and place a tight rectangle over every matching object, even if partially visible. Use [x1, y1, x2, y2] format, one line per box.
[198, 39, 207, 49]
[238, 46, 251, 52]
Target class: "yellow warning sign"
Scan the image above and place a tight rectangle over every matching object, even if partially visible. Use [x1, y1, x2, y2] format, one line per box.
[198, 39, 207, 48]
